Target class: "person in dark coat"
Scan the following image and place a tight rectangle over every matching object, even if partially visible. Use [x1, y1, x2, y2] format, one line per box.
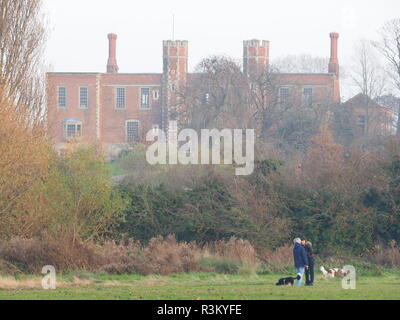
[302, 239, 315, 286]
[293, 238, 308, 286]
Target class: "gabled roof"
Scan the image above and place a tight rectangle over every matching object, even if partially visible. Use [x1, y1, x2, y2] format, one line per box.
[343, 93, 383, 109]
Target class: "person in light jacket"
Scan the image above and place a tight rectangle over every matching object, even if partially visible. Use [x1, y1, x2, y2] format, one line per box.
[293, 238, 308, 286]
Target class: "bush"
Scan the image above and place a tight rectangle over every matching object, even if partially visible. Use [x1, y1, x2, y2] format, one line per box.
[47, 145, 126, 241]
[117, 164, 290, 248]
[97, 235, 203, 275]
[198, 257, 240, 274]
[0, 237, 102, 273]
[0, 235, 398, 276]
[258, 245, 294, 274]
[366, 241, 400, 269]
[96, 236, 262, 275]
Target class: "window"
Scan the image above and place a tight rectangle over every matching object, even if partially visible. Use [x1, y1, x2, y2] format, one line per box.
[279, 87, 289, 105]
[153, 90, 159, 100]
[63, 119, 82, 139]
[201, 92, 210, 104]
[79, 87, 88, 108]
[303, 88, 313, 106]
[357, 115, 366, 130]
[58, 87, 66, 108]
[141, 88, 150, 109]
[126, 120, 139, 142]
[152, 124, 159, 134]
[116, 87, 126, 109]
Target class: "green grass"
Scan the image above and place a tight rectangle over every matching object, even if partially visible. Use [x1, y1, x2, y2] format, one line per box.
[0, 272, 399, 300]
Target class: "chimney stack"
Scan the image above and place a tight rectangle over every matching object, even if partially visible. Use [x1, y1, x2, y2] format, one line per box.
[107, 33, 119, 73]
[328, 32, 339, 77]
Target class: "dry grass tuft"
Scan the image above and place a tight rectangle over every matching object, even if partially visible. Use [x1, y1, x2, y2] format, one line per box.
[0, 237, 102, 274]
[0, 276, 40, 289]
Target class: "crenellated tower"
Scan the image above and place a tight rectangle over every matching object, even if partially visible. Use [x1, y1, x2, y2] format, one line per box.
[243, 39, 269, 77]
[162, 40, 188, 133]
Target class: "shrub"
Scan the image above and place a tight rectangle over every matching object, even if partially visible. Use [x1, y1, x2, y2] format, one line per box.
[97, 235, 203, 275]
[366, 241, 400, 269]
[47, 145, 126, 241]
[258, 245, 294, 274]
[204, 237, 259, 266]
[0, 237, 102, 273]
[198, 257, 240, 274]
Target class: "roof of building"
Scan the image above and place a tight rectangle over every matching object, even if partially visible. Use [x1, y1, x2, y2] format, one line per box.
[344, 93, 393, 112]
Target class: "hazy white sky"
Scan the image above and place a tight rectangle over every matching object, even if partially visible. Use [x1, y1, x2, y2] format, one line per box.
[43, 0, 400, 76]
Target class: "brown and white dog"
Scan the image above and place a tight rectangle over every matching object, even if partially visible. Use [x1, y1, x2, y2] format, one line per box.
[320, 266, 349, 278]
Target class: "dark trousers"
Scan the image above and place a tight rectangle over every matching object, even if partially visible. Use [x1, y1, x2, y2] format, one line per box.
[305, 261, 315, 284]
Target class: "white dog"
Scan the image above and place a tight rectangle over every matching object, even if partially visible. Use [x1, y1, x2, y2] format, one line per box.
[320, 266, 349, 278]
[320, 266, 335, 278]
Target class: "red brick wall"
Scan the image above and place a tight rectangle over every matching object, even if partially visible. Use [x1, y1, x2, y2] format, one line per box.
[277, 73, 339, 103]
[100, 74, 162, 143]
[46, 73, 99, 143]
[46, 73, 163, 146]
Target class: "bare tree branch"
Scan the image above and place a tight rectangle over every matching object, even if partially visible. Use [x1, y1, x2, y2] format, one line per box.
[0, 0, 46, 124]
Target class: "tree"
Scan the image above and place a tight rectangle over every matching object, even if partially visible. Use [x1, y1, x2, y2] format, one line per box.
[249, 65, 334, 153]
[0, 0, 54, 239]
[47, 145, 126, 242]
[0, 94, 52, 238]
[182, 54, 335, 154]
[302, 125, 345, 190]
[273, 54, 328, 73]
[351, 40, 387, 99]
[0, 0, 46, 122]
[248, 66, 284, 139]
[350, 40, 387, 137]
[181, 55, 251, 130]
[374, 18, 400, 135]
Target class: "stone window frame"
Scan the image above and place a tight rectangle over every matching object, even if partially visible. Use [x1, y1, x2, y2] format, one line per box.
[116, 87, 126, 109]
[58, 86, 67, 108]
[279, 87, 290, 105]
[140, 87, 151, 110]
[63, 119, 82, 139]
[303, 87, 313, 106]
[79, 86, 89, 109]
[126, 119, 140, 142]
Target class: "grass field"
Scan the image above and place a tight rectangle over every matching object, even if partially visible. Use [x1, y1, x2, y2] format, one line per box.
[0, 272, 399, 300]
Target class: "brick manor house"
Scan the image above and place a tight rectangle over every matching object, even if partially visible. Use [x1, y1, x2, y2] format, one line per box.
[46, 32, 341, 156]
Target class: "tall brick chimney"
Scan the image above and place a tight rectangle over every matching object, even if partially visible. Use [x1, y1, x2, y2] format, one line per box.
[107, 33, 119, 74]
[328, 32, 339, 77]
